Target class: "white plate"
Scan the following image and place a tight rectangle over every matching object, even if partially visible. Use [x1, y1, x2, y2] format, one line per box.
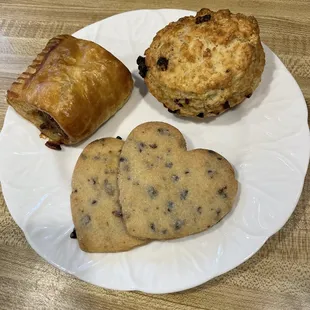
[0, 9, 309, 294]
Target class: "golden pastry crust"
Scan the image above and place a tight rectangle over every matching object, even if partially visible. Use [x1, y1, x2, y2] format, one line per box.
[7, 35, 133, 145]
[141, 9, 265, 118]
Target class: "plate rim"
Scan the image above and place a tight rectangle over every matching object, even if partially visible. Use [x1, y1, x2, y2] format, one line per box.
[1, 8, 309, 294]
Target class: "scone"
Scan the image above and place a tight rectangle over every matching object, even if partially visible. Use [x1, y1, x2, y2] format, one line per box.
[137, 9, 265, 118]
[71, 138, 147, 253]
[118, 122, 238, 240]
[7, 35, 133, 148]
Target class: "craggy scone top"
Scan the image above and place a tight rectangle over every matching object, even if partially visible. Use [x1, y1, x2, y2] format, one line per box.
[144, 8, 262, 94]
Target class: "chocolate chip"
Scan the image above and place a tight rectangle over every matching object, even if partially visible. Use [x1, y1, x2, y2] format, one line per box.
[88, 178, 97, 185]
[81, 215, 91, 226]
[217, 157, 223, 161]
[157, 128, 170, 135]
[184, 170, 190, 174]
[167, 201, 174, 212]
[138, 142, 146, 152]
[226, 69, 231, 73]
[171, 175, 179, 182]
[180, 189, 189, 200]
[73, 189, 78, 193]
[157, 57, 169, 71]
[218, 186, 227, 198]
[45, 141, 61, 150]
[196, 14, 211, 24]
[246, 93, 252, 98]
[197, 207, 202, 214]
[223, 101, 230, 109]
[149, 143, 157, 149]
[168, 108, 179, 114]
[91, 200, 97, 205]
[147, 186, 158, 199]
[137, 56, 145, 65]
[175, 220, 184, 230]
[112, 210, 123, 218]
[116, 136, 122, 140]
[137, 56, 148, 78]
[120, 157, 126, 162]
[208, 150, 216, 154]
[197, 112, 204, 118]
[70, 228, 77, 239]
[174, 99, 183, 107]
[208, 170, 215, 178]
[150, 223, 156, 231]
[216, 208, 222, 215]
[104, 179, 115, 196]
[165, 162, 173, 168]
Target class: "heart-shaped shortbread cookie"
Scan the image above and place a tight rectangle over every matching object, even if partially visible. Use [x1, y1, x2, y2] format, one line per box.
[118, 122, 238, 240]
[71, 138, 148, 252]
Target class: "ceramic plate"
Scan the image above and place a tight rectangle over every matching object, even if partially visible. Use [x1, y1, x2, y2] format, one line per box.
[0, 9, 309, 294]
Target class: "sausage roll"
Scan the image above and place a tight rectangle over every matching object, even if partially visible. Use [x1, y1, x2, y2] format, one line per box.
[7, 35, 133, 147]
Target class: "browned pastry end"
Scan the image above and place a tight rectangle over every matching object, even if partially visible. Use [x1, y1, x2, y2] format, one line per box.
[7, 35, 133, 145]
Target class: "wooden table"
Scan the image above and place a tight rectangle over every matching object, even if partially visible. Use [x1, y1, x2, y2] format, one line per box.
[0, 1, 309, 309]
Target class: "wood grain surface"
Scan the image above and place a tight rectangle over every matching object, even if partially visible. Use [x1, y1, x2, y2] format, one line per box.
[0, 1, 309, 309]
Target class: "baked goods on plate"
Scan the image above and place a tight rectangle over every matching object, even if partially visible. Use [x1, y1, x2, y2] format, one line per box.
[118, 122, 238, 240]
[7, 35, 133, 148]
[137, 8, 265, 118]
[71, 137, 147, 253]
